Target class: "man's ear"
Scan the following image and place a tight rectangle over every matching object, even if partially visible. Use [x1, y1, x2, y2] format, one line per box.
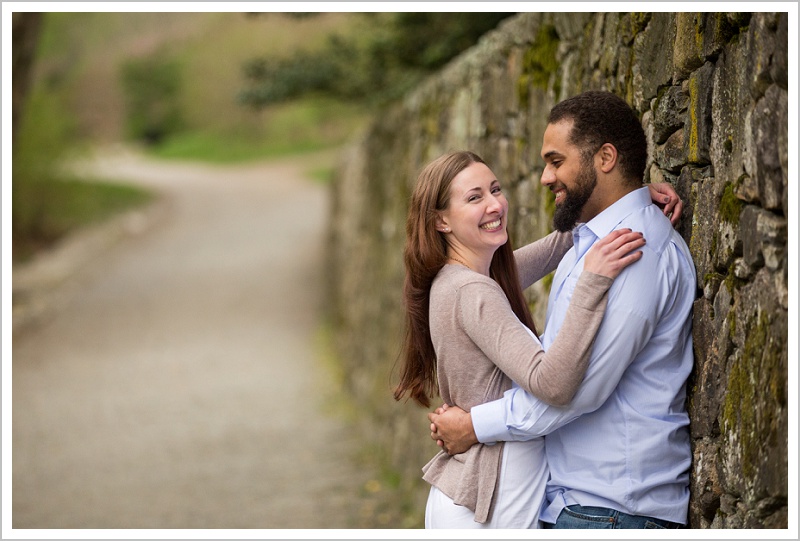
[597, 143, 618, 174]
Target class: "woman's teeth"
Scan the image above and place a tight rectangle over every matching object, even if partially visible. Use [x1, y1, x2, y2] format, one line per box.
[480, 219, 502, 230]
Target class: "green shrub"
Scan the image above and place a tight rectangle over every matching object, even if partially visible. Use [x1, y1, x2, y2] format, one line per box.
[120, 50, 184, 145]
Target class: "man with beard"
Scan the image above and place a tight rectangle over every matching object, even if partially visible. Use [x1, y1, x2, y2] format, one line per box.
[428, 91, 696, 529]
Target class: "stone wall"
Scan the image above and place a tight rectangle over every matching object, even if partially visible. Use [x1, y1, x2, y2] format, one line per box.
[325, 12, 788, 528]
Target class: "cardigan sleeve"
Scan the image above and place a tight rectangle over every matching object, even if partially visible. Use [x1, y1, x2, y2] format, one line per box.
[456, 271, 613, 406]
[514, 230, 573, 291]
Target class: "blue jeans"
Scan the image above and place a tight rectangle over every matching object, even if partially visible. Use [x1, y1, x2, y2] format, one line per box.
[543, 505, 685, 529]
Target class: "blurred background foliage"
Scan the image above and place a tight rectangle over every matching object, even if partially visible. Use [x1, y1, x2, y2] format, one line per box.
[12, 11, 515, 263]
[119, 51, 185, 145]
[238, 12, 516, 108]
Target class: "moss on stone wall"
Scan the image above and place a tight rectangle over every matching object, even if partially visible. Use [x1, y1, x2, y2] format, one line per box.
[723, 265, 746, 295]
[719, 182, 744, 225]
[629, 12, 651, 36]
[517, 24, 560, 107]
[687, 77, 701, 163]
[722, 311, 781, 482]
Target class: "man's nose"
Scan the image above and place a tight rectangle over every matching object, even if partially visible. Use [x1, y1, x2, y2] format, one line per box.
[540, 164, 555, 186]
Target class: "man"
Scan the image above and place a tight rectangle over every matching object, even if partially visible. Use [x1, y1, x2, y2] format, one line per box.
[428, 90, 696, 529]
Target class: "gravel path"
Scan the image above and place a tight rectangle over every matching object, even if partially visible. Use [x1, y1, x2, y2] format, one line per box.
[11, 147, 378, 530]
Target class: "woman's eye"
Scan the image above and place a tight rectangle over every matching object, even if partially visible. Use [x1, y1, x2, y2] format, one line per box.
[492, 186, 502, 194]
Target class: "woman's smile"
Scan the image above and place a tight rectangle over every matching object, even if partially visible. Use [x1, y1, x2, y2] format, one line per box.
[480, 217, 503, 231]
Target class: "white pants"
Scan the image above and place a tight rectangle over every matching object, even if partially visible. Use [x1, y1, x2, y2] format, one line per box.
[425, 438, 548, 528]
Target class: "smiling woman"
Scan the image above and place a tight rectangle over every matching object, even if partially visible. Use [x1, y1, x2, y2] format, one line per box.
[435, 162, 509, 277]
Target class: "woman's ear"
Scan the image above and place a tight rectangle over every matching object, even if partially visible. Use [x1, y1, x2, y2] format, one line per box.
[435, 214, 450, 233]
[597, 143, 618, 174]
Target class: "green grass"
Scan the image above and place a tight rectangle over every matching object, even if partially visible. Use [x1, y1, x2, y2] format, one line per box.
[12, 176, 153, 263]
[307, 166, 336, 185]
[150, 131, 331, 163]
[148, 97, 368, 164]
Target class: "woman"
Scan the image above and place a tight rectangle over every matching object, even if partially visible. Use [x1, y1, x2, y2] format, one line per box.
[393, 151, 674, 528]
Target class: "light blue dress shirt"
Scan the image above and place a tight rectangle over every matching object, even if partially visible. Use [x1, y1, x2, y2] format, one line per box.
[471, 187, 696, 525]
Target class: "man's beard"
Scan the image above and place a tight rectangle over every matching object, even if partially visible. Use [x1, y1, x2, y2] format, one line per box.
[553, 163, 597, 232]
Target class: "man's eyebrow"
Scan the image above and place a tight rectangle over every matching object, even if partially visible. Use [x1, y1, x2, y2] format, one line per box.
[543, 150, 563, 160]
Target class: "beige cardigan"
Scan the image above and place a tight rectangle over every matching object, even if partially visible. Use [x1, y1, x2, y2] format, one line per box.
[422, 232, 613, 523]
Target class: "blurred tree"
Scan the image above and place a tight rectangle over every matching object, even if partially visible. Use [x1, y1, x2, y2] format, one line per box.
[12, 12, 44, 146]
[13, 13, 153, 263]
[389, 12, 514, 70]
[120, 50, 184, 145]
[238, 12, 516, 109]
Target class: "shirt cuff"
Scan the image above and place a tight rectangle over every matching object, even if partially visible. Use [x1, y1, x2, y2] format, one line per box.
[471, 398, 509, 444]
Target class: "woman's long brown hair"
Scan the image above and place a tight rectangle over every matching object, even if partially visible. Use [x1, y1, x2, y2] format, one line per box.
[393, 151, 536, 408]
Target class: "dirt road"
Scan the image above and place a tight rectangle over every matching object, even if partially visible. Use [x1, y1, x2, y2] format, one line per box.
[11, 147, 380, 530]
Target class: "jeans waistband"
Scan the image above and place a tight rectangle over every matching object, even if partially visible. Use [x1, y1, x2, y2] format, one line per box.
[564, 504, 685, 529]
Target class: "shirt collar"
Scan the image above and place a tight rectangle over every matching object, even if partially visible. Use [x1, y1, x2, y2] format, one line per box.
[579, 186, 651, 239]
